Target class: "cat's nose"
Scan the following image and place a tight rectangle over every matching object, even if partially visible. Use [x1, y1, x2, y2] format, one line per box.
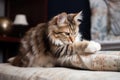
[69, 36, 74, 43]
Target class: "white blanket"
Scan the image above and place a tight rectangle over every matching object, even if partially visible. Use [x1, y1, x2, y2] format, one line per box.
[0, 63, 120, 80]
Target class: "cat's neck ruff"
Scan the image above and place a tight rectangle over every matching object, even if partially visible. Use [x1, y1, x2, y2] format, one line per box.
[53, 39, 64, 46]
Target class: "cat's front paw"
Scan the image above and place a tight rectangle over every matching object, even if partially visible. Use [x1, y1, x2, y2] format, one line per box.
[85, 41, 101, 53]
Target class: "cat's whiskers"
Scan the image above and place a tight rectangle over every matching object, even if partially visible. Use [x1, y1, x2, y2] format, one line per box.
[75, 33, 82, 42]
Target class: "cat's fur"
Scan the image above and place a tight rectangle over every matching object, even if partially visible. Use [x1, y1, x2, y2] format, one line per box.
[11, 12, 101, 67]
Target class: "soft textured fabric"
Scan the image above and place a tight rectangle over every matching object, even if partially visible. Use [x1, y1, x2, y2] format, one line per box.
[58, 51, 120, 71]
[0, 51, 120, 80]
[0, 63, 120, 80]
[90, 0, 120, 42]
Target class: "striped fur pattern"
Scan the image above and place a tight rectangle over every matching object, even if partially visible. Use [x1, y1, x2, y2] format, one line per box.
[11, 12, 101, 67]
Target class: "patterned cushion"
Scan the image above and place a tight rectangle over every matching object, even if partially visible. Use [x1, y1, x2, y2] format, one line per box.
[90, 0, 120, 42]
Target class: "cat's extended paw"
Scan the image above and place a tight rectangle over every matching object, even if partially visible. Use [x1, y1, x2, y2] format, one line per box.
[85, 41, 101, 53]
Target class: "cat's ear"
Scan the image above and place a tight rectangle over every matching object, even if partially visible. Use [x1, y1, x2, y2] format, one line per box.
[74, 11, 83, 25]
[56, 12, 67, 26]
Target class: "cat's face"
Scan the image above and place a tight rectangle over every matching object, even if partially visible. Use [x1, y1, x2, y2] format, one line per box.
[48, 12, 82, 45]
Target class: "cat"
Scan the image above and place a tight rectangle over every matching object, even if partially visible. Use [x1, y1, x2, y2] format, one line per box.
[10, 11, 101, 67]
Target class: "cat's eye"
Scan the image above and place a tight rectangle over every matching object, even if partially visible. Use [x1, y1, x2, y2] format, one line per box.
[65, 32, 70, 35]
[78, 19, 82, 22]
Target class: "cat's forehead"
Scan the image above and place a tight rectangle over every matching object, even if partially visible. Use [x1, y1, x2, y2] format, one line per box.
[58, 25, 78, 33]
[49, 12, 82, 30]
[67, 13, 75, 19]
[67, 13, 76, 18]
[59, 27, 70, 32]
[67, 13, 82, 25]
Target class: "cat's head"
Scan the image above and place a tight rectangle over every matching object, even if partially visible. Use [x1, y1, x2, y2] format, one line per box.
[48, 11, 82, 45]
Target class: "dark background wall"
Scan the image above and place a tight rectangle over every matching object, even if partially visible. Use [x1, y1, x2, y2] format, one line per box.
[1, 0, 91, 40]
[48, 0, 91, 40]
[0, 0, 5, 62]
[5, 0, 48, 27]
[0, 0, 5, 16]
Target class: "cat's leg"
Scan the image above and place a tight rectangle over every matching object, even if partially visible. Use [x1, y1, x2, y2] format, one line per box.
[84, 41, 101, 53]
[74, 40, 101, 53]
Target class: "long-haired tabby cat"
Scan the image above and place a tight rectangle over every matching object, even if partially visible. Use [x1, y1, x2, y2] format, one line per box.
[10, 11, 101, 67]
